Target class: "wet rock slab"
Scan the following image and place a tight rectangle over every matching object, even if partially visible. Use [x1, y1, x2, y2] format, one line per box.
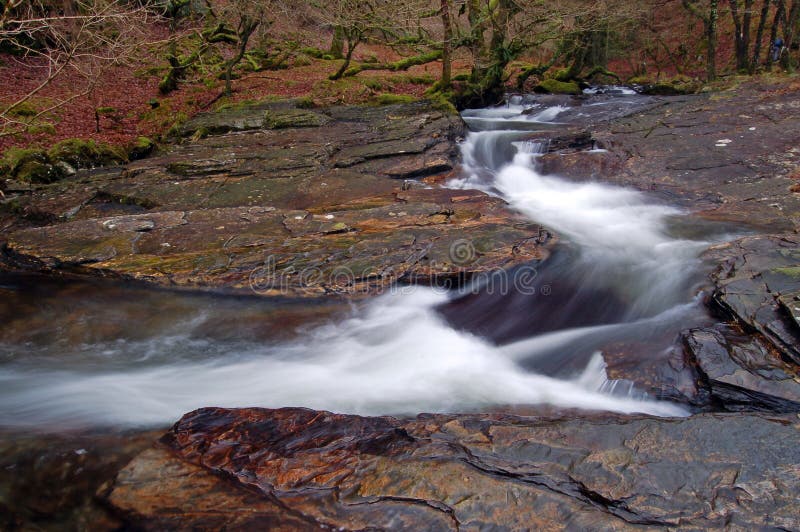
[705, 234, 800, 365]
[593, 81, 800, 228]
[107, 407, 800, 530]
[1, 100, 551, 296]
[682, 326, 800, 411]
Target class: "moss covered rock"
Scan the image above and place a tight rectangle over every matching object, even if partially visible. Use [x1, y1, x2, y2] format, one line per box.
[263, 108, 330, 129]
[48, 139, 127, 169]
[373, 94, 418, 106]
[535, 79, 581, 95]
[0, 148, 64, 183]
[129, 137, 155, 161]
[1, 139, 128, 183]
[635, 76, 701, 95]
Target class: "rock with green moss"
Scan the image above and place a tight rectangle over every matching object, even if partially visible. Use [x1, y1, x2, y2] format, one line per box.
[0, 148, 64, 184]
[263, 108, 330, 129]
[636, 76, 701, 95]
[48, 139, 127, 169]
[373, 94, 418, 106]
[535, 79, 581, 95]
[129, 137, 155, 160]
[2, 99, 553, 298]
[1, 139, 128, 184]
[179, 100, 329, 137]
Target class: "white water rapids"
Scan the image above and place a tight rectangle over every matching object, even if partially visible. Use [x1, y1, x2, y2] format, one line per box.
[1, 96, 726, 429]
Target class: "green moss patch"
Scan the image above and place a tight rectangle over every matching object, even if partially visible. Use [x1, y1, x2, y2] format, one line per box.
[372, 94, 418, 106]
[535, 79, 581, 95]
[0, 147, 63, 183]
[1, 138, 128, 183]
[48, 139, 127, 168]
[773, 266, 800, 278]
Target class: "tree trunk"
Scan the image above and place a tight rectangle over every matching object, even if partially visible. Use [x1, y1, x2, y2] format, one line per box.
[729, 0, 755, 71]
[707, 0, 719, 80]
[467, 0, 489, 85]
[225, 17, 259, 96]
[440, 0, 452, 89]
[751, 0, 771, 72]
[330, 34, 358, 80]
[329, 25, 345, 59]
[767, 0, 786, 67]
[681, 0, 719, 79]
[781, 0, 800, 69]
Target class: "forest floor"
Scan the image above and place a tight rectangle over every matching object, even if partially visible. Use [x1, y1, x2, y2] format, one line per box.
[0, 40, 461, 157]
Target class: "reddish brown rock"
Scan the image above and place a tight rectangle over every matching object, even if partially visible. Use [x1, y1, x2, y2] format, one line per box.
[106, 407, 800, 530]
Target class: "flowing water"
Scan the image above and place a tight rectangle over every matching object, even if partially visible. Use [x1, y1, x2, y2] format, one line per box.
[0, 92, 741, 430]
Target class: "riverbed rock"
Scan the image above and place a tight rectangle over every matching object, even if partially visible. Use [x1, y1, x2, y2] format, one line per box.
[0, 429, 159, 530]
[594, 80, 800, 228]
[682, 326, 800, 411]
[106, 407, 800, 530]
[705, 234, 800, 365]
[1, 99, 552, 297]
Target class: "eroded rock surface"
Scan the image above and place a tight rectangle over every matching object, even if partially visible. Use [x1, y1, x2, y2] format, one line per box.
[705, 234, 800, 363]
[596, 82, 800, 230]
[106, 407, 800, 530]
[1, 100, 551, 296]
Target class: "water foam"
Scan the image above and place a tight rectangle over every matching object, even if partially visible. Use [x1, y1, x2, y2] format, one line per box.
[0, 289, 686, 428]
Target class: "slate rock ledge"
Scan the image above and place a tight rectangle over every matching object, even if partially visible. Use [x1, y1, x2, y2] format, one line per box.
[105, 407, 800, 530]
[1, 99, 551, 297]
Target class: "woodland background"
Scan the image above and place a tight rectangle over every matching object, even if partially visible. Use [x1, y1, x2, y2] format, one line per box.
[1, 0, 798, 163]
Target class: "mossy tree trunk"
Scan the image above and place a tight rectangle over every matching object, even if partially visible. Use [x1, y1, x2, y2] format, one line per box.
[708, 0, 719, 80]
[439, 0, 452, 89]
[224, 15, 260, 96]
[329, 28, 362, 80]
[461, 0, 520, 106]
[329, 25, 345, 59]
[682, 0, 719, 80]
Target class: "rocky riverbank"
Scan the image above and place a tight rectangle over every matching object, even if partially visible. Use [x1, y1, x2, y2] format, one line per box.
[0, 100, 551, 297]
[3, 82, 800, 530]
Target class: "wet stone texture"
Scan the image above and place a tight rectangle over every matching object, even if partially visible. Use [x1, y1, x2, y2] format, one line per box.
[105, 407, 800, 530]
[595, 82, 800, 230]
[1, 99, 551, 297]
